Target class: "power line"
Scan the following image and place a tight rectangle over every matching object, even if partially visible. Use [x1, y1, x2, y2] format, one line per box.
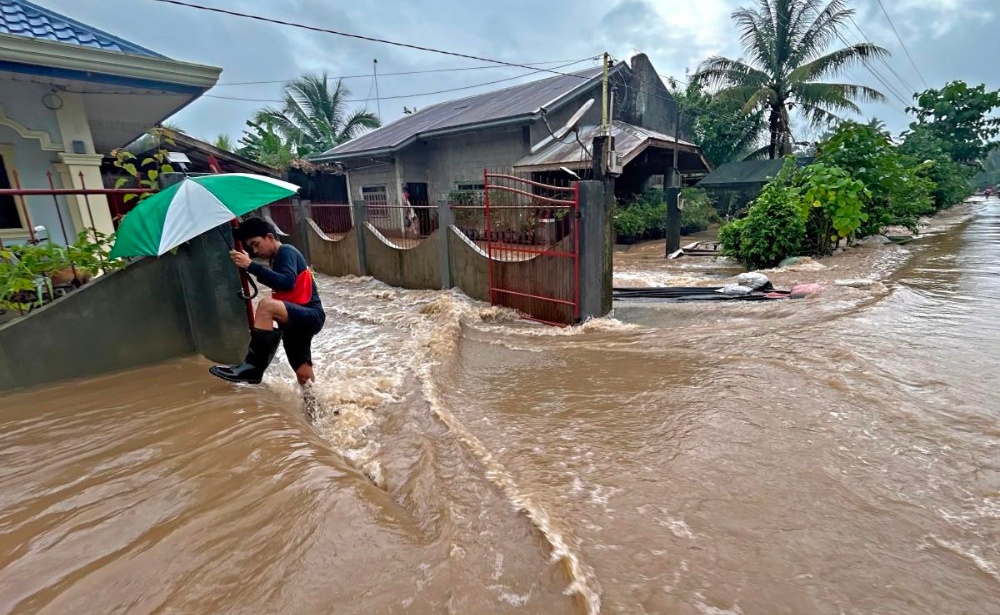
[874, 0, 929, 89]
[214, 59, 594, 86]
[830, 27, 910, 111]
[203, 58, 596, 105]
[845, 16, 917, 102]
[149, 0, 600, 82]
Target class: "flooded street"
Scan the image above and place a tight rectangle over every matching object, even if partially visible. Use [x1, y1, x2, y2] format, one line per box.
[2, 200, 999, 614]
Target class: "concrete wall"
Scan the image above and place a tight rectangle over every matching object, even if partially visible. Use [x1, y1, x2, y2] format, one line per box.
[0, 225, 249, 392]
[363, 225, 441, 289]
[307, 220, 362, 277]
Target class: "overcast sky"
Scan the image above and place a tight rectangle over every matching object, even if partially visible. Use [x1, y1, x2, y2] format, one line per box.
[47, 0, 999, 146]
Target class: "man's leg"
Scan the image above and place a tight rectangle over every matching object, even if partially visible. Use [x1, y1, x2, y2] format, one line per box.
[254, 298, 288, 329]
[209, 298, 287, 384]
[295, 363, 315, 386]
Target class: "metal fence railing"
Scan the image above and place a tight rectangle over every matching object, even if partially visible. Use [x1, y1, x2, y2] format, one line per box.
[308, 203, 353, 237]
[364, 201, 439, 249]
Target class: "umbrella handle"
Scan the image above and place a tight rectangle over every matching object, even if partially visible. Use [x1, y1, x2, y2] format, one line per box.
[239, 273, 258, 300]
[229, 219, 257, 328]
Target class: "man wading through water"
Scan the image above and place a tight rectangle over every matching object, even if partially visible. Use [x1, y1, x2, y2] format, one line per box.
[210, 217, 325, 387]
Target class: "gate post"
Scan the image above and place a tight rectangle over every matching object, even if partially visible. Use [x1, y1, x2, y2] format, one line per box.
[438, 198, 453, 289]
[576, 180, 613, 320]
[352, 196, 370, 275]
[295, 198, 312, 264]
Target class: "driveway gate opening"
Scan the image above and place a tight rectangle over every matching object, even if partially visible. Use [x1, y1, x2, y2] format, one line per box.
[484, 170, 579, 326]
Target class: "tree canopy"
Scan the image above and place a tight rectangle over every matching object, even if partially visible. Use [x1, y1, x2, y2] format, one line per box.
[693, 0, 887, 159]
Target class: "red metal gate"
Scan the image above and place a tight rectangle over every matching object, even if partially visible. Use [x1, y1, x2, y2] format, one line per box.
[484, 170, 579, 326]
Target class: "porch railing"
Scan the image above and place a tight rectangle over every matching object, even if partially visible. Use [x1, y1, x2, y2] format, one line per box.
[0, 170, 154, 249]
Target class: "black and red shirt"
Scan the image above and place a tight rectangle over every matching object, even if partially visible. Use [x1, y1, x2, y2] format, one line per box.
[247, 244, 322, 310]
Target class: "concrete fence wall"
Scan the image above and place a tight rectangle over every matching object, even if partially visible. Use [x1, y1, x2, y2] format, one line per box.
[0, 226, 249, 392]
[293, 180, 613, 323]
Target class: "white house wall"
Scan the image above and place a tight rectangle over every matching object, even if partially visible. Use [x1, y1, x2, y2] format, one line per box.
[0, 82, 76, 244]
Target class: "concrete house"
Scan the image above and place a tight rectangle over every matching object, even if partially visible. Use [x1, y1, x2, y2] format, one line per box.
[312, 54, 710, 221]
[0, 0, 221, 244]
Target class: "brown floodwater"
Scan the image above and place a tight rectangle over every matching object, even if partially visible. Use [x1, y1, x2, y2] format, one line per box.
[2, 199, 999, 615]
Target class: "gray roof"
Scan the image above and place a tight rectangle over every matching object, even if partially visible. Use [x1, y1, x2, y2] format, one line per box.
[314, 66, 607, 161]
[515, 120, 702, 171]
[697, 157, 813, 187]
[0, 0, 164, 57]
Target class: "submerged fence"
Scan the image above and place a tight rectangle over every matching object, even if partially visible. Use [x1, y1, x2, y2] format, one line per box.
[261, 170, 608, 326]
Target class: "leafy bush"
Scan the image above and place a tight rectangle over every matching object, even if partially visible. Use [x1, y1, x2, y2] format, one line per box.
[798, 162, 868, 255]
[614, 188, 718, 243]
[614, 189, 666, 243]
[718, 217, 745, 259]
[818, 121, 936, 233]
[719, 158, 805, 269]
[0, 232, 121, 312]
[680, 187, 719, 234]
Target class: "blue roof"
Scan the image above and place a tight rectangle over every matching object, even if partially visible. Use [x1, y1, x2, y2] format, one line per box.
[0, 0, 164, 58]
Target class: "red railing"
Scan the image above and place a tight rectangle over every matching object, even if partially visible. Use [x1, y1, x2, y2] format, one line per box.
[483, 169, 579, 326]
[0, 170, 153, 249]
[267, 201, 297, 235]
[309, 203, 353, 236]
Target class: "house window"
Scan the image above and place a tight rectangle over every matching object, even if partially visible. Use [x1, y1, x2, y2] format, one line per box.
[453, 181, 484, 205]
[0, 148, 24, 231]
[361, 185, 388, 219]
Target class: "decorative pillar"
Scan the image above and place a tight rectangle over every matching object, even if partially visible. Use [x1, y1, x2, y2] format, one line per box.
[54, 153, 115, 238]
[52, 92, 114, 239]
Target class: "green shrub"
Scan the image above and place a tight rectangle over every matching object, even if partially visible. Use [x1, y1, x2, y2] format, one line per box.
[718, 217, 745, 259]
[614, 189, 666, 243]
[679, 187, 719, 234]
[720, 158, 805, 269]
[818, 121, 937, 233]
[0, 232, 121, 312]
[798, 162, 869, 255]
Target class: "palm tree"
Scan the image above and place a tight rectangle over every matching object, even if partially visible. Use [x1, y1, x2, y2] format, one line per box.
[255, 72, 381, 157]
[237, 119, 295, 170]
[693, 0, 888, 159]
[213, 134, 234, 152]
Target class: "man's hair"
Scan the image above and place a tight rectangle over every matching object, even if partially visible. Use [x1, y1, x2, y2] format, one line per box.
[237, 216, 276, 242]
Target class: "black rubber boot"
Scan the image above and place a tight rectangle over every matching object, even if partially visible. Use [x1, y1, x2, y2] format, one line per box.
[209, 328, 282, 384]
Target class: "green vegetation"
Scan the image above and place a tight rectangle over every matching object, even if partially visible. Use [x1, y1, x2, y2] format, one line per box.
[719, 159, 804, 268]
[248, 72, 381, 161]
[798, 162, 868, 255]
[0, 232, 122, 312]
[713, 66, 1000, 269]
[692, 0, 887, 159]
[614, 188, 718, 244]
[671, 80, 764, 166]
[817, 121, 934, 234]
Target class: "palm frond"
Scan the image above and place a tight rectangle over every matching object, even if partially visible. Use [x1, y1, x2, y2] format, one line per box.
[795, 82, 884, 111]
[789, 0, 855, 66]
[692, 57, 770, 91]
[790, 43, 889, 83]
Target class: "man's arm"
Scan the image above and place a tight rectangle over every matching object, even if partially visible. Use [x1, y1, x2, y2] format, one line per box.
[246, 248, 296, 291]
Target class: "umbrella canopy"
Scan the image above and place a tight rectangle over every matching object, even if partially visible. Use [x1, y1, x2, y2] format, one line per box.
[109, 174, 299, 259]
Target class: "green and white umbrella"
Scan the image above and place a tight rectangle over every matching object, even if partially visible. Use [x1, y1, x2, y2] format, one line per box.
[109, 174, 299, 259]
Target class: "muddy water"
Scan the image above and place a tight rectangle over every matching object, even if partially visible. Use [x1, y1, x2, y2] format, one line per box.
[2, 201, 999, 615]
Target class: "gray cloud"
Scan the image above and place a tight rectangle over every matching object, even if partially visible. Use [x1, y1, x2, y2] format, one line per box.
[40, 0, 1000, 146]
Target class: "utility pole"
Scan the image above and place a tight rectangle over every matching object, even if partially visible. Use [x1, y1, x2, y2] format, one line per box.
[601, 52, 609, 137]
[665, 101, 681, 256]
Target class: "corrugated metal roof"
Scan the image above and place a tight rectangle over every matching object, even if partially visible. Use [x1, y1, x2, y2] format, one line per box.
[0, 0, 164, 57]
[697, 157, 812, 187]
[514, 120, 700, 170]
[314, 66, 605, 161]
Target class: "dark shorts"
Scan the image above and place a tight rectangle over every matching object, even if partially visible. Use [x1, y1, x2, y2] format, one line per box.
[279, 302, 326, 370]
